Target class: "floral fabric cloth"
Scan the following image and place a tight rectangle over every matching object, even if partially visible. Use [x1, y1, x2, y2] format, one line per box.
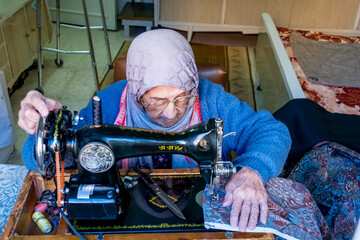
[203, 176, 330, 240]
[0, 164, 28, 238]
[287, 142, 360, 240]
[204, 142, 360, 239]
[277, 27, 360, 115]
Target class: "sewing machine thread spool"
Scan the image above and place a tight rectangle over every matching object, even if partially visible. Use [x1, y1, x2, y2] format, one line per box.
[92, 96, 102, 128]
[32, 211, 52, 233]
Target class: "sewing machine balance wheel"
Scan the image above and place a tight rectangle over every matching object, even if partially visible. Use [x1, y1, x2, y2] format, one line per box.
[35, 109, 71, 180]
[35, 114, 52, 177]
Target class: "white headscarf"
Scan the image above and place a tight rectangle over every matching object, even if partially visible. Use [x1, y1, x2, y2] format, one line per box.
[123, 29, 201, 169]
[126, 29, 199, 132]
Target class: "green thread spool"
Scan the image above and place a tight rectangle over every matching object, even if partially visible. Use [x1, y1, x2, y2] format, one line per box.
[32, 211, 52, 233]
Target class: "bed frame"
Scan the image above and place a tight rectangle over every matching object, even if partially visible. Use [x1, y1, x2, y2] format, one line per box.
[255, 13, 305, 113]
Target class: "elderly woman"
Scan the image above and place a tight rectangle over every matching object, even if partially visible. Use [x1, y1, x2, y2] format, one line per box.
[19, 29, 291, 232]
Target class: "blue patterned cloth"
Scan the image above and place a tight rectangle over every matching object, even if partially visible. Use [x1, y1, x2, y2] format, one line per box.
[287, 142, 360, 240]
[152, 154, 172, 169]
[0, 164, 28, 238]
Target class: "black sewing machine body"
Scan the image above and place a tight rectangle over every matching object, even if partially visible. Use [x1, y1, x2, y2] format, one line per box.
[65, 121, 218, 220]
[36, 103, 234, 221]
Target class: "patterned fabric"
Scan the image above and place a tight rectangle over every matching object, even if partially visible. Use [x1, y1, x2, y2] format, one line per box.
[287, 142, 360, 240]
[0, 164, 28, 238]
[124, 29, 201, 135]
[266, 178, 332, 240]
[152, 154, 172, 169]
[126, 29, 198, 105]
[277, 27, 360, 115]
[203, 176, 330, 240]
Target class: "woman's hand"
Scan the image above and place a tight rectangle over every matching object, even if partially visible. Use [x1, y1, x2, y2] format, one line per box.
[223, 167, 268, 232]
[18, 90, 62, 134]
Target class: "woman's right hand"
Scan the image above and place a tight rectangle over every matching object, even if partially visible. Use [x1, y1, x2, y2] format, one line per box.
[18, 90, 62, 134]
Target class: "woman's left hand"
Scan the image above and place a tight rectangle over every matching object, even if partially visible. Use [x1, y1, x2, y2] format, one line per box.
[222, 167, 268, 232]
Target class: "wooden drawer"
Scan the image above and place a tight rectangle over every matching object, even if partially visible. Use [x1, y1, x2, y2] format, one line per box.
[289, 0, 360, 29]
[160, 0, 223, 24]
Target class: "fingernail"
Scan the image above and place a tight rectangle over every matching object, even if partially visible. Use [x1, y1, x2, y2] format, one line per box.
[41, 108, 48, 116]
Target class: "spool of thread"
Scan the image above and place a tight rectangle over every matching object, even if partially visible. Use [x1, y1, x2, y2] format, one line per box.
[46, 207, 60, 227]
[50, 215, 60, 227]
[92, 96, 102, 127]
[32, 211, 52, 233]
[34, 203, 47, 213]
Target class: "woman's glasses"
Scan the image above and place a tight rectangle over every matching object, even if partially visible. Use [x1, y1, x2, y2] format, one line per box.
[142, 91, 198, 112]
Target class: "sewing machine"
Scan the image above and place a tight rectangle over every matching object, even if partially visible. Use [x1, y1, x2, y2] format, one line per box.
[35, 97, 235, 221]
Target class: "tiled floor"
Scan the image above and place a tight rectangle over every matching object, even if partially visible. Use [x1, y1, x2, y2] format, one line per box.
[7, 24, 259, 166]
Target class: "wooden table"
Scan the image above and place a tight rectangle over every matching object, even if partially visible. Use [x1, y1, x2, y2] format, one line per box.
[2, 170, 274, 240]
[0, 0, 51, 91]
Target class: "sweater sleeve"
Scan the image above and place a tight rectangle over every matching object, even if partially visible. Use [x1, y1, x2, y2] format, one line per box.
[198, 79, 291, 183]
[21, 81, 127, 171]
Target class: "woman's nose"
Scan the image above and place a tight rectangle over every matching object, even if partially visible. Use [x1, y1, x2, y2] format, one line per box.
[162, 102, 177, 119]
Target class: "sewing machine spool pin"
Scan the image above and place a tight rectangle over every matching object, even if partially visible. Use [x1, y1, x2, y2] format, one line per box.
[93, 96, 102, 128]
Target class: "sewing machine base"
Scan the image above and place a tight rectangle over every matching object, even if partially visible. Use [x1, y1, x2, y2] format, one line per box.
[69, 174, 206, 234]
[2, 170, 274, 240]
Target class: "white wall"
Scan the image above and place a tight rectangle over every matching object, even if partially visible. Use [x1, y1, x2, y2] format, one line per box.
[47, 0, 118, 30]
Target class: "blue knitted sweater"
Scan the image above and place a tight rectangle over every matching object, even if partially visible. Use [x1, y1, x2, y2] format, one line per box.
[22, 79, 291, 183]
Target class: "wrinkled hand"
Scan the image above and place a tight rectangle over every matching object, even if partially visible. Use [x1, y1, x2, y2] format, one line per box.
[18, 90, 62, 134]
[222, 167, 268, 232]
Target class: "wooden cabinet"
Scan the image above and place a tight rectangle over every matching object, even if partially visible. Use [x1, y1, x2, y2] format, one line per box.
[0, 0, 51, 90]
[225, 0, 293, 27]
[160, 0, 223, 24]
[289, 0, 360, 29]
[2, 8, 33, 84]
[157, 0, 360, 41]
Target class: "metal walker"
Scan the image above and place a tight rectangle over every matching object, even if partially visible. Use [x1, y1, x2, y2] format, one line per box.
[36, 0, 113, 93]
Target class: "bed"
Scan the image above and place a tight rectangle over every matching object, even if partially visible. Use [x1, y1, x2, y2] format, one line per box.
[255, 14, 360, 239]
[256, 13, 360, 114]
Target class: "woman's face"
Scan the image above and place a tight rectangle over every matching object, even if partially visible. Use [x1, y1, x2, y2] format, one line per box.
[141, 86, 192, 128]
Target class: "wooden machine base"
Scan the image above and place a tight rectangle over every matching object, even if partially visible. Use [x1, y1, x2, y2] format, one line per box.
[2, 170, 274, 240]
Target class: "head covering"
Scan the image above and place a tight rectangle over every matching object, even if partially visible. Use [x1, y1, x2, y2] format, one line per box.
[125, 29, 199, 132]
[126, 29, 199, 105]
[122, 29, 201, 169]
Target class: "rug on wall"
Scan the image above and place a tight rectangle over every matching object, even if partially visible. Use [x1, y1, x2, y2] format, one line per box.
[100, 41, 255, 110]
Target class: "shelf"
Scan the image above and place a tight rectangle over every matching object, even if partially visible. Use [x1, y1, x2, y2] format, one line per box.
[118, 2, 154, 21]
